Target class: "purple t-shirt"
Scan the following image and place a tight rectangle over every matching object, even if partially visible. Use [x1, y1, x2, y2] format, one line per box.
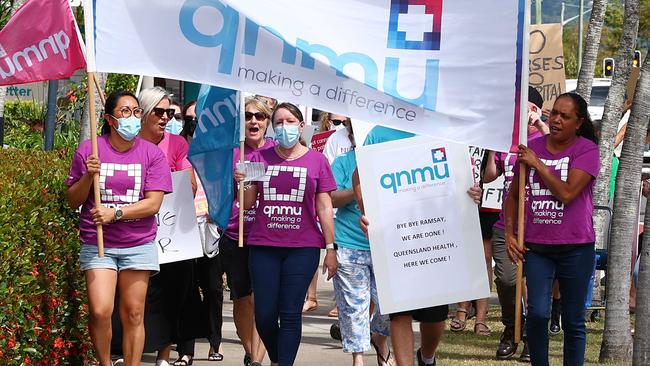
[246, 148, 337, 248]
[225, 139, 276, 241]
[66, 135, 173, 248]
[514, 136, 599, 245]
[493, 131, 544, 230]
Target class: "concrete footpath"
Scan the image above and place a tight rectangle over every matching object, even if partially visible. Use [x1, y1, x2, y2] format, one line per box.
[140, 278, 390, 366]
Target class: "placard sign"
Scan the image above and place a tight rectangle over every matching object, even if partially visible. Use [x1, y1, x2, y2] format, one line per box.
[357, 136, 489, 314]
[529, 23, 566, 109]
[469, 146, 506, 210]
[156, 170, 204, 264]
[311, 130, 336, 152]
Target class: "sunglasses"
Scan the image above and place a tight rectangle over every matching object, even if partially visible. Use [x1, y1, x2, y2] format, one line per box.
[151, 107, 175, 118]
[245, 112, 268, 121]
[173, 113, 183, 120]
[184, 116, 198, 124]
[330, 119, 346, 126]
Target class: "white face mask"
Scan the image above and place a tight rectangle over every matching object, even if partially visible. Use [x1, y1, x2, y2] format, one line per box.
[165, 117, 183, 135]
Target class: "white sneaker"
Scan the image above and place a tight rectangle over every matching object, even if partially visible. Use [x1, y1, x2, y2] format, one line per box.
[155, 360, 171, 366]
[111, 359, 124, 366]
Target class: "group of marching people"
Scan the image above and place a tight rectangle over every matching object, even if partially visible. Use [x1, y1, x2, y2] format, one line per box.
[67, 84, 600, 366]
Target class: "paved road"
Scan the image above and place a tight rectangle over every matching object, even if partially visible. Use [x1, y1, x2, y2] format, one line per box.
[140, 278, 389, 366]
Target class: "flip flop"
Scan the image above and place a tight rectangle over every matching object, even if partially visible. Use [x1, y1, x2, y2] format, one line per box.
[449, 308, 468, 332]
[371, 339, 394, 366]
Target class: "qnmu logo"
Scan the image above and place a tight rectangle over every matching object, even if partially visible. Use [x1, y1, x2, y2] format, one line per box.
[380, 148, 449, 194]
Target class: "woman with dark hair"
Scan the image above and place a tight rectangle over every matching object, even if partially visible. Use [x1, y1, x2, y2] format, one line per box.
[235, 102, 338, 366]
[66, 91, 172, 366]
[180, 101, 197, 143]
[506, 92, 599, 366]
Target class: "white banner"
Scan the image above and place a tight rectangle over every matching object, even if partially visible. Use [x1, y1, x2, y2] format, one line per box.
[357, 136, 489, 314]
[93, 0, 526, 152]
[156, 170, 204, 264]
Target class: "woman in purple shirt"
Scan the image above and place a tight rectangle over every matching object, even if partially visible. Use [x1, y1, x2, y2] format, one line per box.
[236, 102, 338, 366]
[66, 91, 172, 366]
[506, 93, 599, 366]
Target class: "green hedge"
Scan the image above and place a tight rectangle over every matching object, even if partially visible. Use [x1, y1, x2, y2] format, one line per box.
[0, 148, 92, 365]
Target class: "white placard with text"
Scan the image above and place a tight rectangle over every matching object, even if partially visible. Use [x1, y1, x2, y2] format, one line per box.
[357, 136, 489, 314]
[156, 170, 204, 264]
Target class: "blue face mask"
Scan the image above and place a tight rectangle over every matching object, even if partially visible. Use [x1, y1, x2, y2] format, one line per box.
[275, 124, 301, 148]
[115, 116, 141, 141]
[165, 117, 183, 135]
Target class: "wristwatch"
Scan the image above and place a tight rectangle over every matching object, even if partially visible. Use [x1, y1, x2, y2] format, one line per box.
[114, 208, 124, 221]
[326, 243, 338, 250]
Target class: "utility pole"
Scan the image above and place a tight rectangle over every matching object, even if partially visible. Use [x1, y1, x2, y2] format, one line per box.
[578, 0, 584, 71]
[536, 0, 542, 24]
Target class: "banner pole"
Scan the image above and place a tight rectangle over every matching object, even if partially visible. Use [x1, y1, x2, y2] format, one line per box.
[88, 71, 105, 257]
[83, 0, 104, 257]
[94, 76, 106, 105]
[238, 92, 246, 248]
[514, 0, 532, 344]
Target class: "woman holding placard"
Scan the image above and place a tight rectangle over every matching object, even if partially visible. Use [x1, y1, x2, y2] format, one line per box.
[66, 91, 172, 366]
[506, 92, 599, 366]
[235, 102, 338, 366]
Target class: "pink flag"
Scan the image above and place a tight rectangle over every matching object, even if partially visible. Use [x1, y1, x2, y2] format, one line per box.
[0, 0, 86, 86]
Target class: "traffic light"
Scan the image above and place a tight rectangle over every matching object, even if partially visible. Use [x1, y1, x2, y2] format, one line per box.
[603, 58, 615, 77]
[633, 50, 641, 67]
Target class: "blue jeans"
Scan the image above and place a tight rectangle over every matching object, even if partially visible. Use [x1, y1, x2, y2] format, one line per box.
[249, 246, 320, 366]
[524, 244, 595, 366]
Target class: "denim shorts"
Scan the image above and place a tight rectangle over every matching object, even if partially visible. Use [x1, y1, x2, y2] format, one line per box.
[79, 240, 159, 273]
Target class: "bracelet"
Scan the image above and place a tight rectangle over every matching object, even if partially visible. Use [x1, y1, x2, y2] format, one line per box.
[326, 243, 337, 250]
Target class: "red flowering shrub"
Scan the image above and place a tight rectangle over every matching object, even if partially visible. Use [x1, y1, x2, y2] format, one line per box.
[0, 149, 93, 365]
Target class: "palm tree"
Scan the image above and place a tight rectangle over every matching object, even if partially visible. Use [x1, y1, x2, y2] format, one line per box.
[599, 0, 641, 361]
[632, 50, 650, 366]
[577, 0, 609, 305]
[575, 0, 608, 104]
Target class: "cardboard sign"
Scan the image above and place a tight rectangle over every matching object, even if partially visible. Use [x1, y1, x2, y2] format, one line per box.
[529, 23, 566, 109]
[356, 136, 489, 314]
[156, 170, 204, 264]
[311, 130, 336, 152]
[627, 67, 641, 102]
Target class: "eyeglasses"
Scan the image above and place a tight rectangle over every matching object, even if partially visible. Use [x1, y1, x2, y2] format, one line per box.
[245, 112, 268, 121]
[151, 107, 175, 118]
[330, 119, 346, 126]
[114, 106, 144, 118]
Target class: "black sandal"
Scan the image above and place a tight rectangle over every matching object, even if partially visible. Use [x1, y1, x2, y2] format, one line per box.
[208, 352, 223, 362]
[371, 339, 394, 366]
[172, 355, 193, 366]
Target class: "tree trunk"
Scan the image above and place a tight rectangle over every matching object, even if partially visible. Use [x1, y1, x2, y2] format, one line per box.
[79, 72, 107, 143]
[632, 51, 650, 366]
[599, 0, 640, 362]
[577, 0, 609, 306]
[575, 0, 608, 104]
